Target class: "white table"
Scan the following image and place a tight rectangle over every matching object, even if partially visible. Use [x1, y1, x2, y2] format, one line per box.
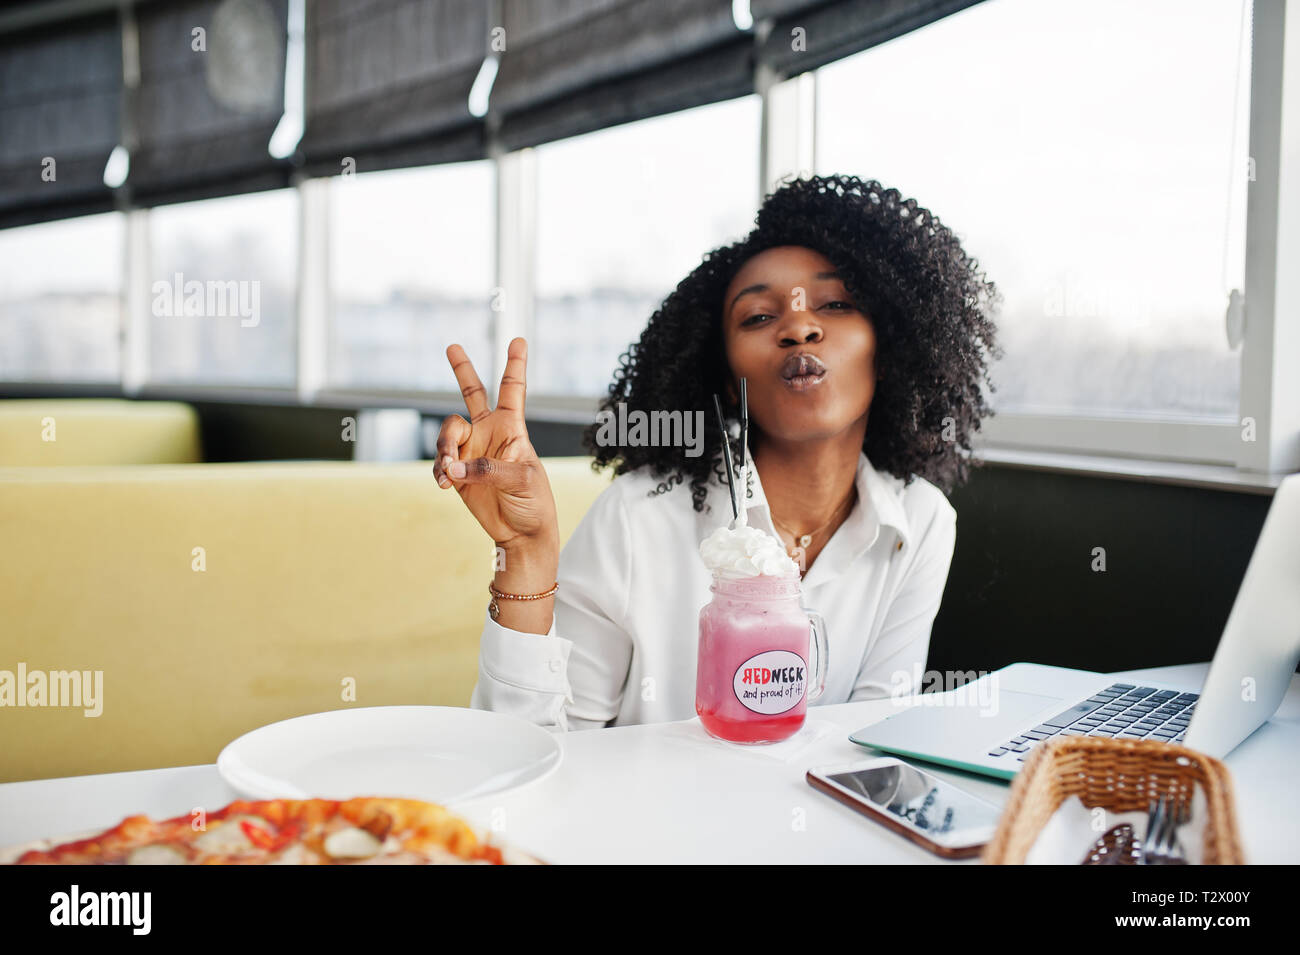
[3, 664, 1297, 864]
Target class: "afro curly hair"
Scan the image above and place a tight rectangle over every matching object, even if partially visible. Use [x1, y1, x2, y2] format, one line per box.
[580, 173, 1002, 514]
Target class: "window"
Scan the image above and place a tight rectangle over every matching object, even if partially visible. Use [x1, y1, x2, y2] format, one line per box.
[148, 188, 298, 385]
[532, 95, 762, 397]
[328, 161, 493, 392]
[816, 0, 1251, 420]
[0, 213, 123, 382]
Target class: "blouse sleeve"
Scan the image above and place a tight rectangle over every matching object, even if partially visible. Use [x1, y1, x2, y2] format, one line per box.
[847, 494, 957, 702]
[468, 479, 635, 732]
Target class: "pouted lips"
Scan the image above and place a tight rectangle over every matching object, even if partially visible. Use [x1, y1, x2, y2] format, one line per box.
[780, 352, 828, 392]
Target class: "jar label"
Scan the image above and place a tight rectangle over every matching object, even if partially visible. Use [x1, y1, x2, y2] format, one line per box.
[733, 649, 808, 714]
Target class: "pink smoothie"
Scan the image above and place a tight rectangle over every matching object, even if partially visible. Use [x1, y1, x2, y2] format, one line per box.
[695, 573, 813, 744]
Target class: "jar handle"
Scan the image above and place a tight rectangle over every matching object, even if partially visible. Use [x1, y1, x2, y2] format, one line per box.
[804, 609, 828, 703]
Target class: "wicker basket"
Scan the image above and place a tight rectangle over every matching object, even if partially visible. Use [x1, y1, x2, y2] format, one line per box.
[981, 735, 1245, 864]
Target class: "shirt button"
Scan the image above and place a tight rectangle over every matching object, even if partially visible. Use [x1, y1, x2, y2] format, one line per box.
[896, 539, 904, 552]
[548, 659, 562, 672]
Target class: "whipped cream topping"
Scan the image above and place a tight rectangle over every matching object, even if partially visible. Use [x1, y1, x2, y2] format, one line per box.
[699, 523, 799, 578]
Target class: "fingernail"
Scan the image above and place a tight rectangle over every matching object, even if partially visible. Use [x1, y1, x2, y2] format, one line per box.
[449, 460, 466, 479]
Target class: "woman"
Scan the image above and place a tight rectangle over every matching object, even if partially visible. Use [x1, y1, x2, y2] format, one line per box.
[433, 174, 1000, 732]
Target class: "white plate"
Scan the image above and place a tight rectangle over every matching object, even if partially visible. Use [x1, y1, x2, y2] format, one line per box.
[216, 706, 562, 806]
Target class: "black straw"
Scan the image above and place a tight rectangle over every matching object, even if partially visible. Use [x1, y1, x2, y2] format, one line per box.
[738, 378, 748, 510]
[712, 394, 738, 522]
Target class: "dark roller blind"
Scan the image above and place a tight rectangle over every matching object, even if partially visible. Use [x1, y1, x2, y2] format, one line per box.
[0, 14, 121, 230]
[298, 0, 489, 177]
[492, 0, 753, 152]
[750, 0, 827, 16]
[756, 0, 986, 77]
[0, 0, 987, 228]
[130, 0, 290, 206]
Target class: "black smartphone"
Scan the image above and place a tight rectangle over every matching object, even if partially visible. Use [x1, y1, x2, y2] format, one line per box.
[807, 756, 1003, 859]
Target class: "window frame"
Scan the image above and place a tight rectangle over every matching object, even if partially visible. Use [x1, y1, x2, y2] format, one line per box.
[1, 0, 1294, 478]
[804, 0, 1278, 472]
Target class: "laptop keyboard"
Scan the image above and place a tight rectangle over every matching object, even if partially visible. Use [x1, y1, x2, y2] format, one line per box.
[987, 683, 1198, 764]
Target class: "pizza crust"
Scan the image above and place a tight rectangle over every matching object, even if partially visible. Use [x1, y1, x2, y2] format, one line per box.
[0, 829, 101, 865]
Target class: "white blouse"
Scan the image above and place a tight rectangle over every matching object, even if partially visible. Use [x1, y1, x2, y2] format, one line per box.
[469, 446, 957, 732]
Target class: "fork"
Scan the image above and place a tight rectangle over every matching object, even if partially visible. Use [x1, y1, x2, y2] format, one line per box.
[1138, 795, 1189, 865]
[1081, 823, 1135, 865]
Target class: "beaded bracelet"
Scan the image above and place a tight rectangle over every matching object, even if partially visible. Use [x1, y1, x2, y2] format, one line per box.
[487, 581, 559, 621]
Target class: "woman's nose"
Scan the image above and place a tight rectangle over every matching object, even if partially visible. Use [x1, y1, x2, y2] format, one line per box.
[778, 310, 823, 346]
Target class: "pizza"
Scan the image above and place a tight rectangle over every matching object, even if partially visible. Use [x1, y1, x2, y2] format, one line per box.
[8, 797, 540, 865]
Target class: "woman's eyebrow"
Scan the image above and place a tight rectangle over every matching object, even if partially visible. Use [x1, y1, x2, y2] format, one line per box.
[728, 283, 768, 313]
[728, 272, 842, 314]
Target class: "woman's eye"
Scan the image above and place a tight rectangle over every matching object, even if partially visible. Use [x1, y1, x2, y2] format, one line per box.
[741, 303, 852, 325]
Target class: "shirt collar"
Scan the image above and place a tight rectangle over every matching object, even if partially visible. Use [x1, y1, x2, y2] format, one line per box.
[704, 445, 913, 578]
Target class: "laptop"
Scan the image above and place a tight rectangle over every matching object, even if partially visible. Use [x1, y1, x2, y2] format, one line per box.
[849, 472, 1300, 781]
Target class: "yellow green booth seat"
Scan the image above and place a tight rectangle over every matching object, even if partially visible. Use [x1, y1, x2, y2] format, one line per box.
[0, 457, 612, 782]
[0, 399, 201, 466]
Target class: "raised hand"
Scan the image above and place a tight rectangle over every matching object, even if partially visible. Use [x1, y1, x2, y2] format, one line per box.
[433, 337, 560, 556]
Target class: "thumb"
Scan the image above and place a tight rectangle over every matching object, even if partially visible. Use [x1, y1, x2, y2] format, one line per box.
[449, 456, 533, 492]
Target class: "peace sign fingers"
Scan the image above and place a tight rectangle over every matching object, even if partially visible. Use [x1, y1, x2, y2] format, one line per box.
[446, 343, 491, 423]
[436, 337, 557, 563]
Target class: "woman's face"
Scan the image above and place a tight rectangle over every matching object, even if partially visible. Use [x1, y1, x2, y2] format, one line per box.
[721, 245, 877, 446]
